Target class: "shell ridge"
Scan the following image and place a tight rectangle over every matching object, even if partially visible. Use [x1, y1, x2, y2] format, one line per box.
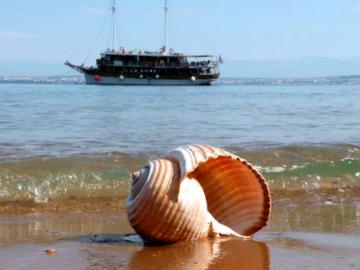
[127, 160, 166, 227]
[169, 179, 198, 240]
[129, 160, 179, 233]
[174, 178, 209, 239]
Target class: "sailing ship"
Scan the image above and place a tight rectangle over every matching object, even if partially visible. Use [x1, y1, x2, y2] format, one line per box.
[65, 0, 220, 85]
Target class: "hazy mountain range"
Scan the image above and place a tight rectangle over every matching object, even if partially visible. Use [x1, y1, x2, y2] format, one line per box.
[221, 57, 360, 78]
[1, 57, 360, 78]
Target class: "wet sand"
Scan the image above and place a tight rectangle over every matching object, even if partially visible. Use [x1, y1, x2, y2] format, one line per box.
[0, 197, 359, 269]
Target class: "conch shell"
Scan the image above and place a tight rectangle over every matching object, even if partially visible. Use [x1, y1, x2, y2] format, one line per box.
[126, 145, 271, 243]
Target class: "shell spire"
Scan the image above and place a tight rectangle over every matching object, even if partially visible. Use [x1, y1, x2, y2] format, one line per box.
[126, 145, 271, 243]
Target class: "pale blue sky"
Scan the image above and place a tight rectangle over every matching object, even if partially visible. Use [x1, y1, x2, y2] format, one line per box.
[2, 0, 360, 76]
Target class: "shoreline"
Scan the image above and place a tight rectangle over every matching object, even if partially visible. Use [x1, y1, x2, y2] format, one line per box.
[0, 200, 359, 269]
[2, 75, 360, 86]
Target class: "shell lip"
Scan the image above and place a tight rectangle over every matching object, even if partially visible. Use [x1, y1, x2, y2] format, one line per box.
[166, 144, 241, 180]
[132, 171, 141, 182]
[178, 146, 271, 236]
[202, 158, 271, 236]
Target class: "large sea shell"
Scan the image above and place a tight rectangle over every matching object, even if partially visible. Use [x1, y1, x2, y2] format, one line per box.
[126, 145, 271, 243]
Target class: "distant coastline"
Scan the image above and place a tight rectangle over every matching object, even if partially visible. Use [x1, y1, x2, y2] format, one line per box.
[0, 76, 84, 85]
[2, 75, 360, 85]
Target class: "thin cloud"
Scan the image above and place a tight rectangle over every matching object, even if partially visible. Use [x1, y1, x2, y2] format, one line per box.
[0, 31, 40, 40]
[80, 6, 108, 16]
[353, 4, 360, 13]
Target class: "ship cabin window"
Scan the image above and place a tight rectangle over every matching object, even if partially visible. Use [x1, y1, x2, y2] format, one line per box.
[178, 57, 186, 65]
[118, 55, 136, 66]
[113, 60, 123, 66]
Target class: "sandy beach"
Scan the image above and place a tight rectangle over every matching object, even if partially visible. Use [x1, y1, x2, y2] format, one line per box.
[0, 196, 359, 270]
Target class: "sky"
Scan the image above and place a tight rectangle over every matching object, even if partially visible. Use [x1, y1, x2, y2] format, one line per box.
[2, 0, 360, 76]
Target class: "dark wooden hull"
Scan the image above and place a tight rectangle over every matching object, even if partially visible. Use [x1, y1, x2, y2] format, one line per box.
[81, 67, 219, 85]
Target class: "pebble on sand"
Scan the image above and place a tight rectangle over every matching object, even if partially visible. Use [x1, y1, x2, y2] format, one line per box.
[45, 249, 57, 256]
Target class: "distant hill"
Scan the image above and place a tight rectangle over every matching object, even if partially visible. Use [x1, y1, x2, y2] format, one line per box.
[0, 62, 75, 77]
[221, 57, 360, 78]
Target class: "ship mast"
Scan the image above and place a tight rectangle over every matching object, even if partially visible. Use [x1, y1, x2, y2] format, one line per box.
[111, 0, 116, 51]
[163, 0, 169, 54]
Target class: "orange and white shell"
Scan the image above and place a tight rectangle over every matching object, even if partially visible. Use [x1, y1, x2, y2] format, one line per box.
[126, 145, 271, 243]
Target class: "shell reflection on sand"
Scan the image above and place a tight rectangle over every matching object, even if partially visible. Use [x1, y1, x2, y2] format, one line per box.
[129, 238, 270, 270]
[126, 145, 271, 243]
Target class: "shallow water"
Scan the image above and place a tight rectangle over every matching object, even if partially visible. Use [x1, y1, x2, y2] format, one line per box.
[0, 82, 360, 202]
[0, 83, 359, 158]
[0, 144, 359, 203]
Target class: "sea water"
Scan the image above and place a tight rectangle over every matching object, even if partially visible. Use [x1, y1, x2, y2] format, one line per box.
[0, 82, 359, 202]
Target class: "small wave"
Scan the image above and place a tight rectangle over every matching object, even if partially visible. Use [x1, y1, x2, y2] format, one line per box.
[0, 170, 131, 203]
[261, 159, 360, 193]
[0, 155, 141, 203]
[0, 145, 359, 203]
[263, 159, 360, 178]
[258, 166, 287, 173]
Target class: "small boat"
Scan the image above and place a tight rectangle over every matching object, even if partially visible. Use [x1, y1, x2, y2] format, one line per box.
[65, 0, 220, 86]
